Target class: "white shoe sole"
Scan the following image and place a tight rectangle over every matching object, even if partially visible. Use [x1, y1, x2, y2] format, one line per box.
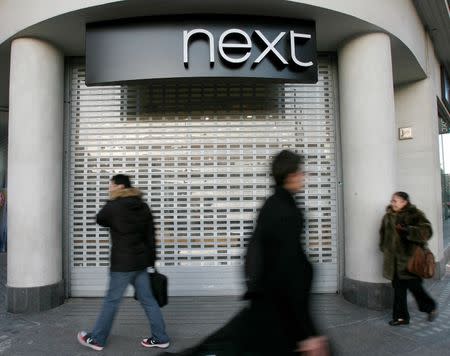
[141, 340, 170, 348]
[77, 331, 104, 351]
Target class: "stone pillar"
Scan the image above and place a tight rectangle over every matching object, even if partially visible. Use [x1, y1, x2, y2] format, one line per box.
[338, 33, 397, 309]
[7, 38, 64, 313]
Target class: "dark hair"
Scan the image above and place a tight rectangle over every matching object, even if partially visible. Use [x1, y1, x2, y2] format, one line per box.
[271, 150, 304, 186]
[393, 191, 410, 203]
[111, 174, 132, 188]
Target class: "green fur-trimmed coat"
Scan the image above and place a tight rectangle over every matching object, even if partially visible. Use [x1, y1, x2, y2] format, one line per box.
[379, 204, 432, 280]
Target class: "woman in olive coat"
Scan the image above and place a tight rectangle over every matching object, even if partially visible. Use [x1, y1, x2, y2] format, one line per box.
[379, 192, 437, 326]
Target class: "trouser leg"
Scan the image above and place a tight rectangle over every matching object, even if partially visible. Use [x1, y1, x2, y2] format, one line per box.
[91, 272, 131, 346]
[134, 270, 170, 343]
[392, 277, 409, 321]
[407, 279, 436, 314]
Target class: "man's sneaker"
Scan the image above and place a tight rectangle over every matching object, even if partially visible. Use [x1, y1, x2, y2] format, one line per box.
[77, 331, 104, 351]
[141, 337, 170, 349]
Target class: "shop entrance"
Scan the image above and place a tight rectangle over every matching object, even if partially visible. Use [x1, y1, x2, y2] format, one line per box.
[67, 56, 339, 296]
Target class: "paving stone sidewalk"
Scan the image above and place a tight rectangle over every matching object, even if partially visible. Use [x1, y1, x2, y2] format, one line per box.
[0, 253, 449, 355]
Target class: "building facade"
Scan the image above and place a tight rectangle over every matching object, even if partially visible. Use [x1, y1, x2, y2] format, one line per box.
[0, 0, 449, 313]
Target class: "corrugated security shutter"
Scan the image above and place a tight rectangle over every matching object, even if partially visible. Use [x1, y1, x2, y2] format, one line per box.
[68, 55, 339, 296]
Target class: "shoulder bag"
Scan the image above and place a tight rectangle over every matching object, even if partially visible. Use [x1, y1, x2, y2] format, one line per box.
[407, 245, 435, 279]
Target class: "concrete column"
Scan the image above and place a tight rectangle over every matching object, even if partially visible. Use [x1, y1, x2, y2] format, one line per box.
[339, 33, 397, 309]
[7, 38, 64, 313]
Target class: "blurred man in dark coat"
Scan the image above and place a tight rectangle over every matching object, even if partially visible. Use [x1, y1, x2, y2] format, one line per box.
[161, 150, 329, 356]
[243, 149, 328, 355]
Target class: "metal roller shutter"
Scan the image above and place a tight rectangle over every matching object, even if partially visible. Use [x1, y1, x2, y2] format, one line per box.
[68, 55, 339, 297]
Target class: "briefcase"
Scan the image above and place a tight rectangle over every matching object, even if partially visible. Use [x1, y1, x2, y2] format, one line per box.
[133, 269, 168, 307]
[149, 270, 168, 307]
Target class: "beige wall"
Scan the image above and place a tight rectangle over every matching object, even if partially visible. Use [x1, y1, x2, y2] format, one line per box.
[0, 0, 122, 44]
[395, 79, 443, 260]
[0, 0, 431, 77]
[425, 32, 442, 99]
[394, 29, 443, 261]
[292, 0, 427, 73]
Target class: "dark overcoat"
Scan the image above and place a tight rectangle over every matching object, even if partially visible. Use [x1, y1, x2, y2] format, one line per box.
[244, 186, 317, 352]
[96, 187, 156, 272]
[158, 186, 320, 356]
[379, 204, 432, 280]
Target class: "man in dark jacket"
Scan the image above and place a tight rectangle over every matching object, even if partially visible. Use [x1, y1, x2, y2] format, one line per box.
[243, 149, 329, 355]
[77, 174, 170, 351]
[160, 150, 328, 356]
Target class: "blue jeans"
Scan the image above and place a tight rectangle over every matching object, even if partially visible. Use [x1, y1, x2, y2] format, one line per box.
[91, 269, 169, 346]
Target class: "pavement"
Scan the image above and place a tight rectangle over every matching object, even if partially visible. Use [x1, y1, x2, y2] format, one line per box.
[1, 253, 450, 356]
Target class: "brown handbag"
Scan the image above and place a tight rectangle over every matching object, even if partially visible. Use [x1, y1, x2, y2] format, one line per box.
[407, 245, 435, 279]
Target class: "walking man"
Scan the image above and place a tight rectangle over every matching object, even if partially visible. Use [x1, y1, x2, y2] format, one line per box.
[77, 174, 170, 351]
[160, 150, 329, 355]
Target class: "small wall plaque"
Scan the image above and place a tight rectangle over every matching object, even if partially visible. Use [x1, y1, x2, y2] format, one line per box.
[399, 127, 413, 140]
